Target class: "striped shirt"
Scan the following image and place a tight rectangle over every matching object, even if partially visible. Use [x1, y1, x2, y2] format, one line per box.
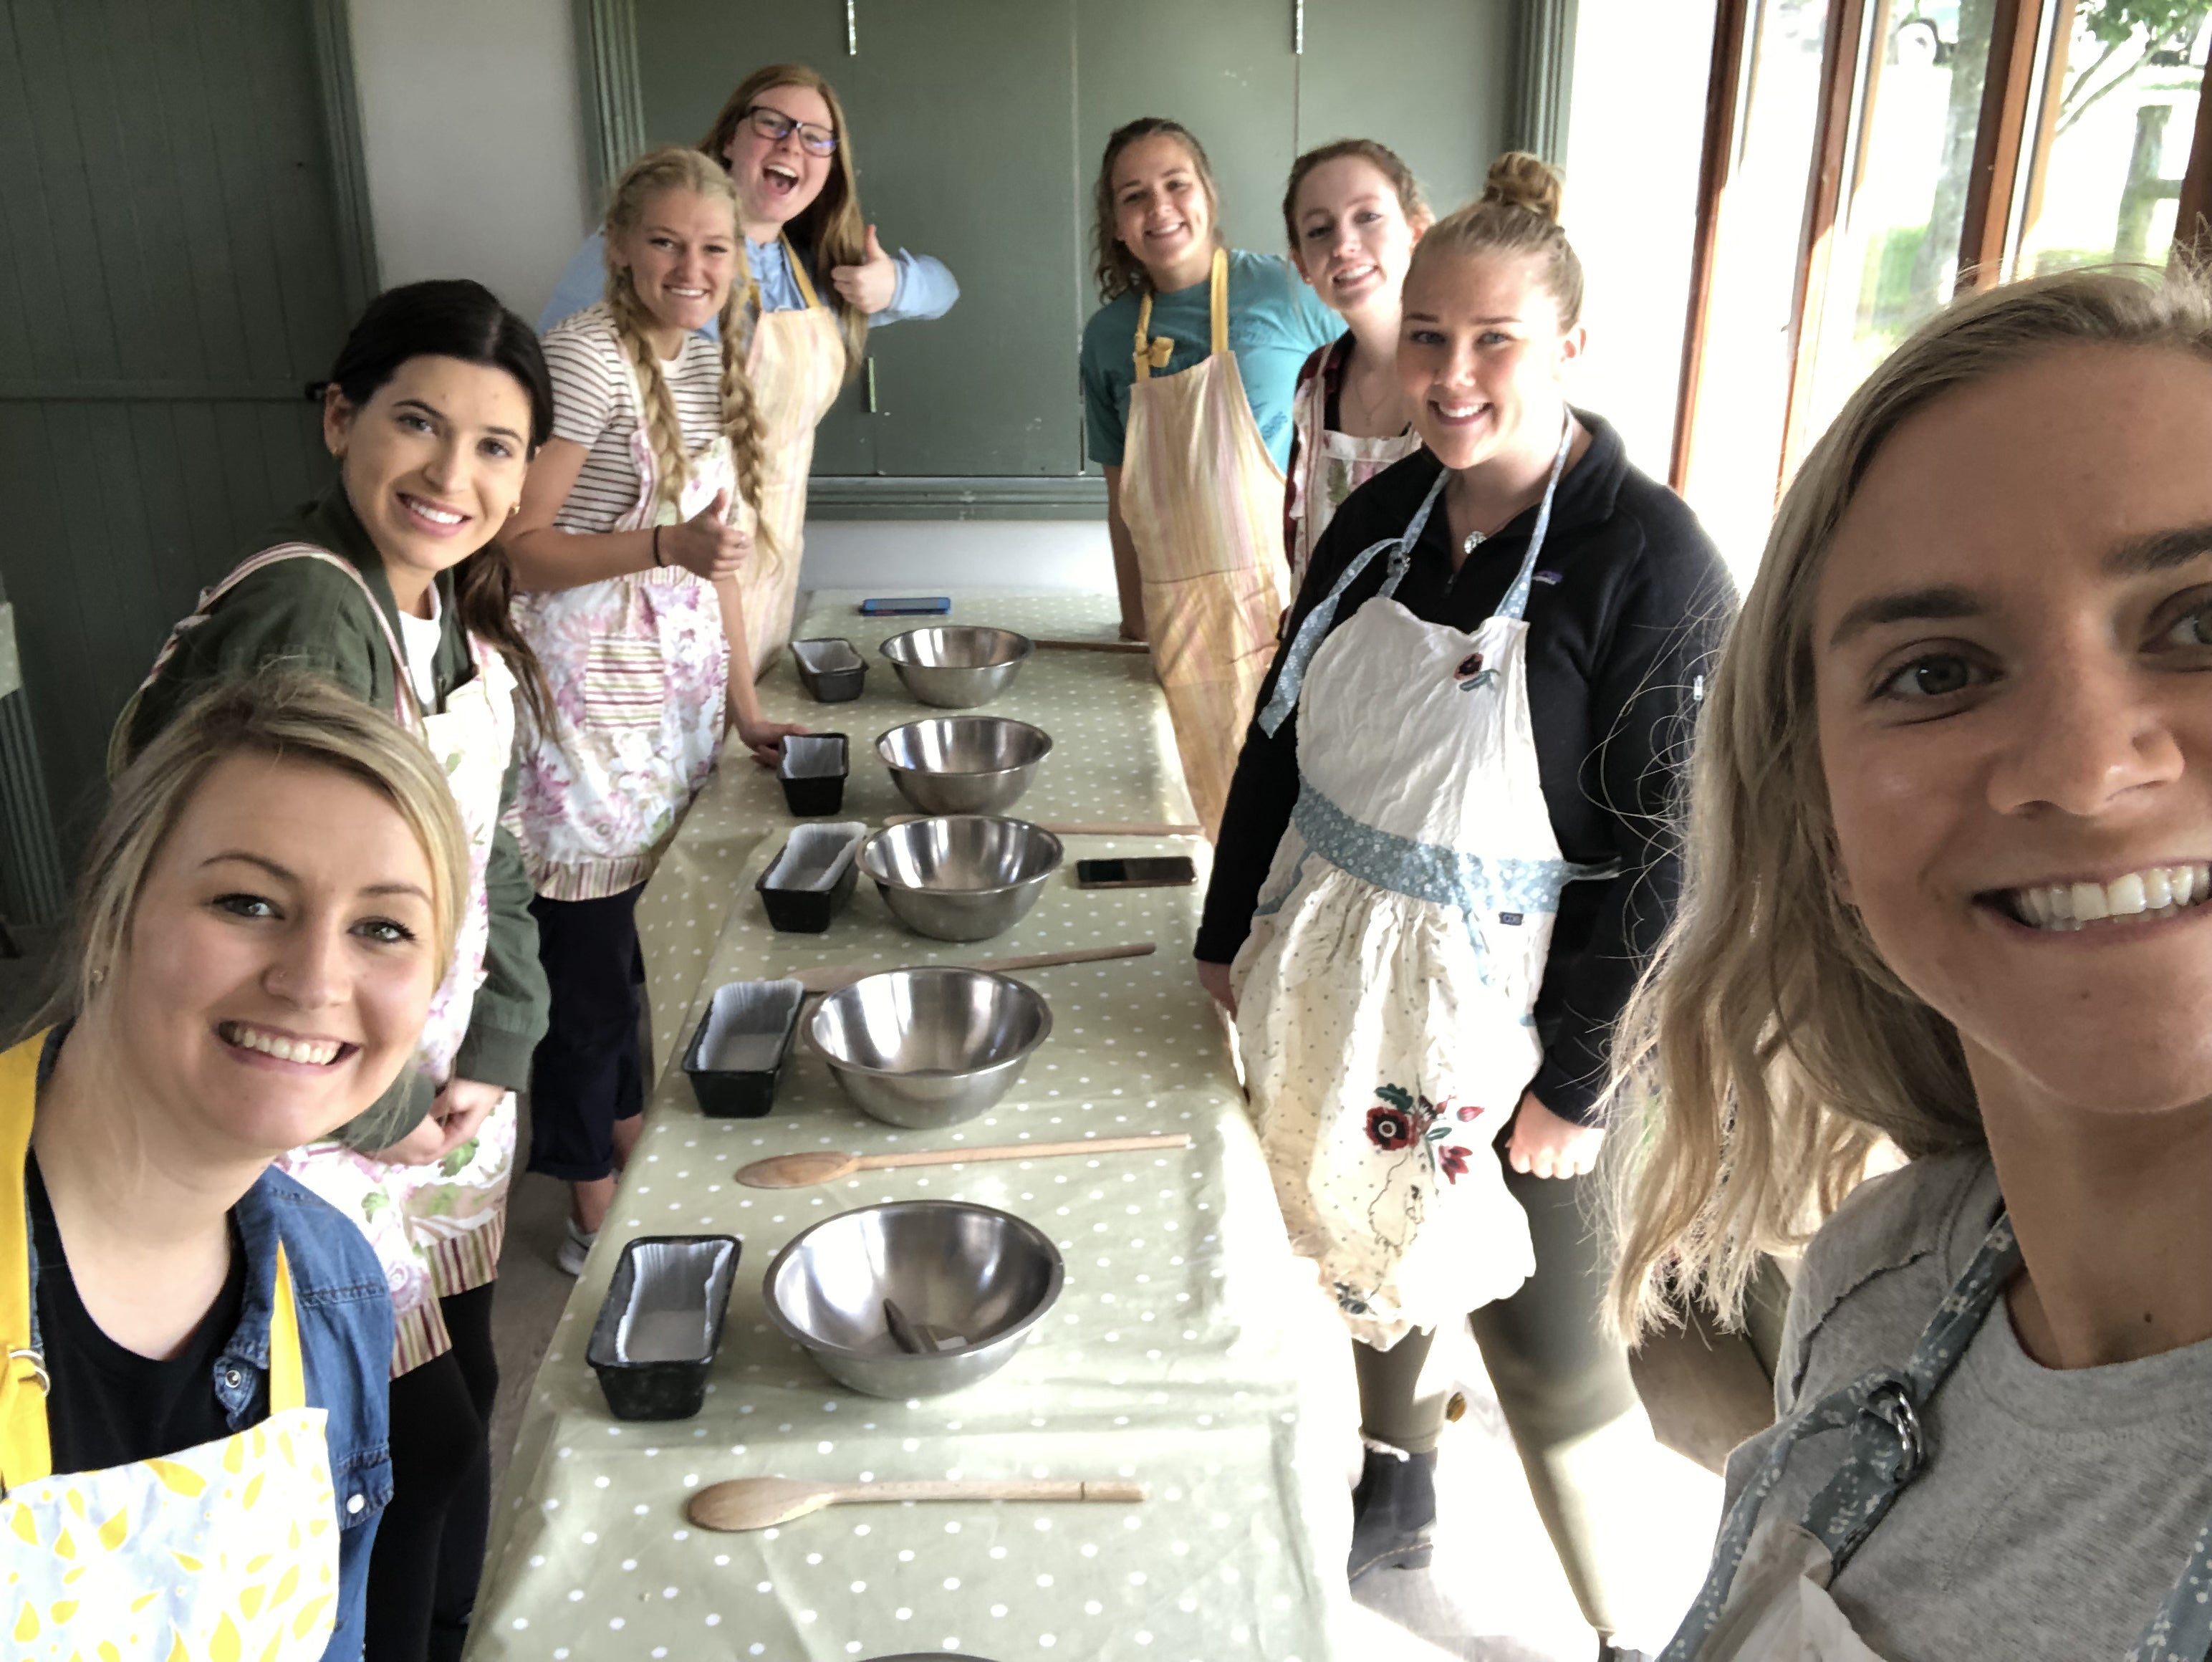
[544, 302, 728, 534]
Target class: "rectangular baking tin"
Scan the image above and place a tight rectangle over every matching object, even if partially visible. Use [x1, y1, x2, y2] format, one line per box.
[586, 1234, 741, 1421]
[682, 979, 805, 1117]
[757, 821, 866, 933]
[777, 732, 850, 817]
[791, 637, 867, 703]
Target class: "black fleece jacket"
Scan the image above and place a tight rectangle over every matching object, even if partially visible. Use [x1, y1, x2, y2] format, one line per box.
[1195, 413, 1733, 1125]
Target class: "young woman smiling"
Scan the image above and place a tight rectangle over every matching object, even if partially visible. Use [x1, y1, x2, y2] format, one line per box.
[1078, 116, 1342, 835]
[1613, 271, 2212, 1661]
[8, 671, 470, 1662]
[506, 146, 806, 1283]
[120, 280, 555, 1662]
[1196, 156, 1729, 1653]
[1281, 139, 1432, 589]
[542, 64, 958, 670]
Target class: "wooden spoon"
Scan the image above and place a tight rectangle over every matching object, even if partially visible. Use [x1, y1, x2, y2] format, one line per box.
[791, 942, 1154, 996]
[688, 1475, 1148, 1532]
[737, 1131, 1193, 1189]
[883, 815, 1202, 837]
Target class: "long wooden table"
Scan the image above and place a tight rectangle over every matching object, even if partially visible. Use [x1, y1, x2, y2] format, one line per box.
[471, 592, 1355, 1662]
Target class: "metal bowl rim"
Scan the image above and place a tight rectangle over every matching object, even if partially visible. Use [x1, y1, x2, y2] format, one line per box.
[871, 719, 1054, 778]
[760, 1198, 1066, 1361]
[802, 965, 1053, 1078]
[856, 817, 1065, 895]
[876, 626, 1037, 668]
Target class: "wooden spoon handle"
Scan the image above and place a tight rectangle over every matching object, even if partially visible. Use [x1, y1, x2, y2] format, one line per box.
[855, 1133, 1191, 1173]
[970, 943, 1157, 975]
[1032, 638, 1151, 654]
[835, 1479, 1147, 1504]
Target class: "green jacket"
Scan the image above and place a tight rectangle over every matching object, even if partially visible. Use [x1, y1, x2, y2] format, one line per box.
[125, 486, 549, 1151]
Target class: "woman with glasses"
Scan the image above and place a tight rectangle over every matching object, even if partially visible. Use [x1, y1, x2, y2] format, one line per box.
[542, 63, 958, 670]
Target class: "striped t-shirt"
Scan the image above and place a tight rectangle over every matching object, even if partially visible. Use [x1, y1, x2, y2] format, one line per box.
[543, 302, 728, 534]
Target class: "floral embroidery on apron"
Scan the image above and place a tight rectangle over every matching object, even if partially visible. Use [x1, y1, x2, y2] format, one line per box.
[511, 332, 738, 903]
[1117, 247, 1297, 839]
[1231, 425, 1596, 1348]
[0, 1032, 343, 1661]
[1286, 336, 1421, 593]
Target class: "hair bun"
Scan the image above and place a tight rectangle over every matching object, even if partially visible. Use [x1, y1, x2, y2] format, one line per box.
[1481, 152, 1563, 224]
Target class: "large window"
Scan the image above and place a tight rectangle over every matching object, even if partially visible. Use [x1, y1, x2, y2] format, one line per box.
[1674, 0, 2212, 583]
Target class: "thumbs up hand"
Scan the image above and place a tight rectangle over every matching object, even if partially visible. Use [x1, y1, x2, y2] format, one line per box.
[658, 488, 751, 583]
[830, 224, 899, 314]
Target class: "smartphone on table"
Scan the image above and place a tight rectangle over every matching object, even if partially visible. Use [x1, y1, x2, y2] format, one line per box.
[1075, 856, 1198, 889]
[859, 597, 952, 616]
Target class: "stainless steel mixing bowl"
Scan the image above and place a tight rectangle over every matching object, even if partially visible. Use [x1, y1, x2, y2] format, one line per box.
[804, 965, 1052, 1128]
[874, 716, 1052, 816]
[857, 815, 1064, 941]
[878, 625, 1034, 708]
[763, 1199, 1064, 1398]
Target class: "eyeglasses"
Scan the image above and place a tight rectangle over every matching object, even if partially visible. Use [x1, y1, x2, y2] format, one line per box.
[744, 105, 838, 157]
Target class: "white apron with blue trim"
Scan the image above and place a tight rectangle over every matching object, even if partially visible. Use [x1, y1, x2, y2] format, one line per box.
[1230, 433, 1586, 1348]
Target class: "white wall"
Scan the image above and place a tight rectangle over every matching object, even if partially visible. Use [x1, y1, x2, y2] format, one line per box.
[347, 0, 594, 327]
[798, 521, 1115, 595]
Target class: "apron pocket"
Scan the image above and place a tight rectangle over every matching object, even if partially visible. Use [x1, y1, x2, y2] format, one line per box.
[582, 636, 667, 730]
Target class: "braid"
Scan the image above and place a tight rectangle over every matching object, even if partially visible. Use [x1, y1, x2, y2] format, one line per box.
[607, 269, 691, 519]
[718, 284, 775, 574]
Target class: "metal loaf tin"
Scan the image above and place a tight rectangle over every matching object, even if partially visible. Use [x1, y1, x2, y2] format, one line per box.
[778, 733, 850, 817]
[756, 821, 867, 933]
[792, 636, 868, 703]
[586, 1234, 741, 1421]
[681, 979, 805, 1117]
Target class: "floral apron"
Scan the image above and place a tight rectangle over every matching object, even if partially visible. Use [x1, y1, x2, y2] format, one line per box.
[1118, 246, 1297, 839]
[511, 361, 737, 903]
[1285, 335, 1423, 593]
[734, 233, 847, 678]
[0, 1033, 342, 1661]
[1665, 1210, 2212, 1661]
[122, 547, 517, 1378]
[1231, 423, 1590, 1348]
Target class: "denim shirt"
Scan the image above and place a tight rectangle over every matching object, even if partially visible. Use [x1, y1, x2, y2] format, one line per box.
[24, 1031, 394, 1661]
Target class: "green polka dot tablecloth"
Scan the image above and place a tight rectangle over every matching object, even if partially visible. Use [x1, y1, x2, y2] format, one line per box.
[472, 593, 1357, 1661]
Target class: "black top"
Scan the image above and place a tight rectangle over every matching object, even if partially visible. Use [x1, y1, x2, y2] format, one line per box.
[29, 1150, 246, 1474]
[1197, 413, 1734, 1124]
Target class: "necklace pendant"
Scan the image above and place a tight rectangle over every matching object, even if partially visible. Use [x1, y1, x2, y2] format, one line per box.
[1462, 529, 1487, 556]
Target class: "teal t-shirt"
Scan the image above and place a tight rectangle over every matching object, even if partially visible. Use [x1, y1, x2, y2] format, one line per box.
[1079, 249, 1341, 471]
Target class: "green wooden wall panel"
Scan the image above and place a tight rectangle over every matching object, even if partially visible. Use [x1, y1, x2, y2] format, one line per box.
[1295, 0, 1514, 220]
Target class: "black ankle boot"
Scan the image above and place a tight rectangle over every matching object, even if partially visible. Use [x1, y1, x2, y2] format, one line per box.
[1347, 1444, 1438, 1582]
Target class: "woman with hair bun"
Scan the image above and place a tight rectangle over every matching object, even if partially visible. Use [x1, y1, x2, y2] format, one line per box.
[1615, 267, 2212, 1660]
[1281, 138, 1433, 590]
[1196, 153, 1731, 1652]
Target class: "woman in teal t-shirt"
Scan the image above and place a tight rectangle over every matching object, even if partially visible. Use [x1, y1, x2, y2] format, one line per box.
[1077, 117, 1340, 835]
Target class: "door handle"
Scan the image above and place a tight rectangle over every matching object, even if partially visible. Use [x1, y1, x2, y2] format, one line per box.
[865, 355, 881, 415]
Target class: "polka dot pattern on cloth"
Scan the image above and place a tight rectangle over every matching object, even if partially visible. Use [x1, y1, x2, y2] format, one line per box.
[471, 592, 1355, 1660]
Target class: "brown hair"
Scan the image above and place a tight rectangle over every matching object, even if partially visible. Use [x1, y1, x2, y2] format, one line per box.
[35, 669, 470, 1038]
[1280, 138, 1431, 251]
[1091, 118, 1223, 304]
[1604, 266, 2212, 1340]
[601, 148, 774, 570]
[1405, 152, 1583, 332]
[698, 63, 870, 378]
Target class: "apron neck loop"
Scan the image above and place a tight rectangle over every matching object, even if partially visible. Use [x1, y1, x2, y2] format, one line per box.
[1131, 247, 1231, 382]
[1208, 247, 1229, 357]
[1258, 468, 1450, 737]
[781, 232, 823, 311]
[1494, 410, 1577, 625]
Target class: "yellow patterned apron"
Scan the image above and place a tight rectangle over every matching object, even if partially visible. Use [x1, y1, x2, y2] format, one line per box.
[735, 234, 849, 678]
[1117, 247, 1293, 837]
[0, 1033, 342, 1661]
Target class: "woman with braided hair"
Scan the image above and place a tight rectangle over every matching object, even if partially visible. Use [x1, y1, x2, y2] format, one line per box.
[507, 145, 806, 1273]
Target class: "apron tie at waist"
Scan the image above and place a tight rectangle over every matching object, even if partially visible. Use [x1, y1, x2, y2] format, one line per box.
[1289, 779, 1610, 918]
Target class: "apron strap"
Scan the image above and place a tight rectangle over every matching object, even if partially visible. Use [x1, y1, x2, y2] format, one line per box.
[780, 231, 824, 311]
[267, 1243, 305, 1415]
[1133, 288, 1172, 381]
[0, 1029, 49, 1493]
[1257, 468, 1450, 737]
[1494, 412, 1578, 625]
[1208, 246, 1228, 357]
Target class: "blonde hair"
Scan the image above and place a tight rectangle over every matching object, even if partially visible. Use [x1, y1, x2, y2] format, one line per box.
[1605, 266, 2212, 1340]
[697, 63, 870, 378]
[30, 669, 471, 1037]
[602, 147, 774, 570]
[1406, 152, 1582, 332]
